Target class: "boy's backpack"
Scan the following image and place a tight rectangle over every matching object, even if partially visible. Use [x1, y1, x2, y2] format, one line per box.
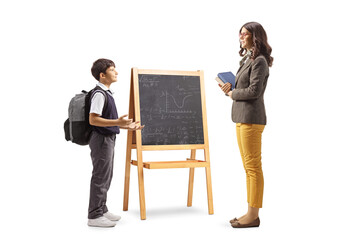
[64, 86, 108, 145]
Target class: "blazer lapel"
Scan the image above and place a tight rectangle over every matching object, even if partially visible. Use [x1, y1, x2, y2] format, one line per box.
[235, 58, 252, 85]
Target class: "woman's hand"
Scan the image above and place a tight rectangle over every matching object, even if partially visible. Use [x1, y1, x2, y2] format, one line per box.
[219, 82, 232, 94]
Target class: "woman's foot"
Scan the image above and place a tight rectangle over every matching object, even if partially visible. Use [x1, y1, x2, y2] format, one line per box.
[229, 214, 247, 223]
[230, 205, 260, 226]
[231, 217, 260, 228]
[237, 214, 258, 225]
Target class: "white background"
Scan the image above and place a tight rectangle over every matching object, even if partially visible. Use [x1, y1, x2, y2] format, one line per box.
[1, 0, 360, 239]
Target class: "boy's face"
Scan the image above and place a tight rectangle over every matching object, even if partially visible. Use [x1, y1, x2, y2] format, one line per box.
[101, 66, 118, 84]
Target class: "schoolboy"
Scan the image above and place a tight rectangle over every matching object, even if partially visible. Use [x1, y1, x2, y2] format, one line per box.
[87, 58, 143, 227]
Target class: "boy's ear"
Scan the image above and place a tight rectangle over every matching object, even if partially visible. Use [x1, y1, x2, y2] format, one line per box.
[99, 72, 106, 79]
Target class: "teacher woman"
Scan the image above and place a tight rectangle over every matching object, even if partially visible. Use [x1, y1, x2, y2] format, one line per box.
[220, 22, 273, 228]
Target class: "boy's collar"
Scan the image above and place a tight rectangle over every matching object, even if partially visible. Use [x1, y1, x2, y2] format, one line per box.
[96, 82, 114, 94]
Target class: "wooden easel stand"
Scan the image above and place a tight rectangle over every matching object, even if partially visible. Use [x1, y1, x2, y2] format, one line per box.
[123, 68, 214, 220]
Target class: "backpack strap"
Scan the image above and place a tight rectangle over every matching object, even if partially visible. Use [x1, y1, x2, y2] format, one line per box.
[90, 86, 109, 115]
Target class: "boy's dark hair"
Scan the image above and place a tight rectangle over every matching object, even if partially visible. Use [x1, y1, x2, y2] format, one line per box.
[91, 58, 116, 81]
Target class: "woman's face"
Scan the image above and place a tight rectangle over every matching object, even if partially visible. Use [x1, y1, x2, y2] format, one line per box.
[239, 28, 253, 50]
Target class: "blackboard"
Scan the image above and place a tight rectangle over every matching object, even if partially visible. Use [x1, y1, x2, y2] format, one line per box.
[138, 74, 204, 145]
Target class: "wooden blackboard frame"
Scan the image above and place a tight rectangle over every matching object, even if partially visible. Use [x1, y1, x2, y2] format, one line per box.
[123, 68, 214, 220]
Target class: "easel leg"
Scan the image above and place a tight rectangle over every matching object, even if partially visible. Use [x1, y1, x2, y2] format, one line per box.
[204, 149, 214, 214]
[123, 132, 132, 211]
[124, 70, 135, 211]
[137, 149, 146, 220]
[187, 149, 196, 207]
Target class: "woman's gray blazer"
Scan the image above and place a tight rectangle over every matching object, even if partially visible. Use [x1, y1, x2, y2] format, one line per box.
[231, 55, 269, 125]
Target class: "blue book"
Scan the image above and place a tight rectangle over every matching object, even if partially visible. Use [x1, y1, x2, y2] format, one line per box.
[217, 72, 235, 90]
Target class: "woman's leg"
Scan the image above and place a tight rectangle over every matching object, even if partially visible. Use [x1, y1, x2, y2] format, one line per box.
[238, 123, 265, 224]
[235, 123, 248, 221]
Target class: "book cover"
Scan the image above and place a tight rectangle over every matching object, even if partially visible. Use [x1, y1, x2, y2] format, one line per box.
[217, 72, 235, 89]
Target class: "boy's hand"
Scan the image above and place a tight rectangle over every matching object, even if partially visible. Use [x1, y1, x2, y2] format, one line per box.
[126, 121, 145, 131]
[118, 114, 132, 125]
[117, 115, 144, 130]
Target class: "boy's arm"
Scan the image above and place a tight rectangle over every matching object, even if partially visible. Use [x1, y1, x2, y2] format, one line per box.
[89, 113, 144, 130]
[89, 113, 122, 127]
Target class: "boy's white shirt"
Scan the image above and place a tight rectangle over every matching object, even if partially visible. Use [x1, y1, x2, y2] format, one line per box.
[89, 82, 114, 116]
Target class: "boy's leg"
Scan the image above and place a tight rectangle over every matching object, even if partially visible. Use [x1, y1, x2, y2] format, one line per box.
[88, 131, 115, 219]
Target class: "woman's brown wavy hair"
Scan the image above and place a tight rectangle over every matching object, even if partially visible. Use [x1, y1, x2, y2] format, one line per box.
[239, 22, 273, 67]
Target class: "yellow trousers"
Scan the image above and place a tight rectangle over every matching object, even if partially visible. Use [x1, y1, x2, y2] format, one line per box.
[236, 123, 265, 208]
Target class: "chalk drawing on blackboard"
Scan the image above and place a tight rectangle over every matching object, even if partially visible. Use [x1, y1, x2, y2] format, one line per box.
[161, 90, 193, 113]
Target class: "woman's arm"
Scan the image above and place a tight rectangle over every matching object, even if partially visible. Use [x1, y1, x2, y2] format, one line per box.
[231, 57, 267, 100]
